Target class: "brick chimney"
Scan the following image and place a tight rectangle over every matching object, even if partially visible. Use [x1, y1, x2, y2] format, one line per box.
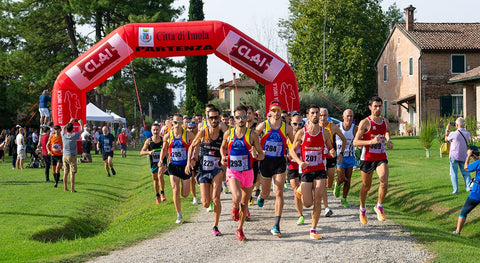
[219, 78, 224, 85]
[404, 5, 416, 31]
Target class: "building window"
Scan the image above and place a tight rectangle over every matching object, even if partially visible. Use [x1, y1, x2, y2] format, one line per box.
[440, 94, 463, 116]
[451, 54, 465, 74]
[409, 57, 413, 75]
[384, 100, 388, 117]
[397, 61, 402, 78]
[383, 64, 387, 82]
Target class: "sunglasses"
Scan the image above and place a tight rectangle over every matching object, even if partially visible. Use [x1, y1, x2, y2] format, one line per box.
[235, 115, 247, 120]
[208, 116, 219, 120]
[270, 108, 282, 113]
[187, 127, 195, 129]
[172, 121, 180, 125]
[292, 122, 303, 126]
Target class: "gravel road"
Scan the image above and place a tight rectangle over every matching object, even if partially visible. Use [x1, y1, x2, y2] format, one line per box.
[90, 187, 434, 263]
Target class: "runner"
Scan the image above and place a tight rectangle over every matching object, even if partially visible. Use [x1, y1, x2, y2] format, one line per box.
[46, 125, 63, 187]
[97, 126, 116, 177]
[287, 110, 305, 224]
[245, 105, 258, 219]
[334, 109, 358, 207]
[220, 105, 264, 241]
[353, 96, 393, 225]
[117, 128, 128, 158]
[140, 123, 167, 204]
[319, 108, 346, 217]
[187, 121, 199, 204]
[255, 101, 294, 237]
[290, 104, 335, 239]
[159, 114, 195, 224]
[186, 107, 224, 236]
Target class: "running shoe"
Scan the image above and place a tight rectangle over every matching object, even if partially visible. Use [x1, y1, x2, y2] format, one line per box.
[235, 229, 246, 241]
[359, 209, 368, 225]
[324, 207, 333, 217]
[212, 226, 222, 236]
[296, 215, 305, 225]
[231, 206, 239, 221]
[111, 168, 116, 175]
[161, 194, 167, 202]
[284, 182, 288, 190]
[333, 182, 342, 198]
[192, 196, 198, 204]
[310, 229, 322, 240]
[341, 198, 351, 208]
[175, 215, 183, 224]
[270, 225, 281, 237]
[246, 211, 252, 221]
[374, 205, 386, 221]
[296, 185, 302, 200]
[257, 195, 264, 208]
[156, 197, 161, 204]
[452, 231, 460, 235]
[248, 196, 254, 205]
[207, 201, 214, 212]
[224, 186, 229, 194]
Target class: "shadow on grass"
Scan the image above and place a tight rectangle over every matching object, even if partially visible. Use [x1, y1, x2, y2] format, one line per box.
[30, 205, 111, 243]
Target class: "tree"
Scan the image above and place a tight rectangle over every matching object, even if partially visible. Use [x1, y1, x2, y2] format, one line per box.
[280, 0, 402, 116]
[185, 0, 208, 116]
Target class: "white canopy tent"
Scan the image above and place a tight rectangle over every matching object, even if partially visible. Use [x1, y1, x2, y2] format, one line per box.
[86, 103, 114, 123]
[109, 111, 126, 125]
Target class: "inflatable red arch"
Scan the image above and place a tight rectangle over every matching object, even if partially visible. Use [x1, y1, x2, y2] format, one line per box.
[52, 20, 299, 126]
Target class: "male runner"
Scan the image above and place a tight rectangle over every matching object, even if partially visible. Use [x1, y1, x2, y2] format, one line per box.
[287, 110, 305, 224]
[97, 126, 116, 177]
[160, 114, 194, 224]
[186, 107, 224, 236]
[334, 109, 358, 207]
[220, 105, 264, 241]
[140, 123, 167, 204]
[353, 96, 393, 225]
[290, 104, 335, 239]
[319, 108, 346, 217]
[255, 101, 294, 237]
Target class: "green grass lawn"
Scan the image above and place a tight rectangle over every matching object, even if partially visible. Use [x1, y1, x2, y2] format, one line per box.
[0, 147, 197, 262]
[348, 136, 480, 262]
[1, 138, 479, 262]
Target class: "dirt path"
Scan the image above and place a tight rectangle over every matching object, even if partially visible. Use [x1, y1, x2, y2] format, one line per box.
[90, 187, 433, 262]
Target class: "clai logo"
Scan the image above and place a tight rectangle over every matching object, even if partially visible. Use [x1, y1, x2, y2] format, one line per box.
[230, 38, 273, 74]
[77, 42, 120, 81]
[141, 28, 152, 43]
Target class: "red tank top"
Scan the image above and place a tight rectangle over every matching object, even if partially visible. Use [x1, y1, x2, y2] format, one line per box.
[301, 126, 326, 173]
[361, 116, 387, 161]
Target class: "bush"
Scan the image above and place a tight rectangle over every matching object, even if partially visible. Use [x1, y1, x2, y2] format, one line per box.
[299, 88, 358, 119]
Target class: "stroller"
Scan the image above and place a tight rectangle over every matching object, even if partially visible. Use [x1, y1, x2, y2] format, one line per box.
[26, 139, 45, 168]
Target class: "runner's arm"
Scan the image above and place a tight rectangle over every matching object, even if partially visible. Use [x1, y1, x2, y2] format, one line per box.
[289, 129, 304, 166]
[220, 129, 230, 166]
[250, 131, 265, 161]
[159, 134, 169, 167]
[139, 138, 152, 156]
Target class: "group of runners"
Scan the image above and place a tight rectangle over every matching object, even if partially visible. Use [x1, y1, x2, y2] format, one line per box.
[139, 96, 393, 241]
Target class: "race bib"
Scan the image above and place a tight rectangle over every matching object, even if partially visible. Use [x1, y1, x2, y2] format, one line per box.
[202, 155, 219, 171]
[369, 141, 385, 154]
[52, 143, 61, 152]
[103, 146, 111, 153]
[230, 155, 248, 171]
[171, 147, 186, 162]
[305, 150, 321, 166]
[265, 141, 283, 157]
[152, 151, 161, 163]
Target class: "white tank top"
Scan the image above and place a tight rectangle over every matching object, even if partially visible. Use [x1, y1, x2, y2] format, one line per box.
[336, 123, 354, 157]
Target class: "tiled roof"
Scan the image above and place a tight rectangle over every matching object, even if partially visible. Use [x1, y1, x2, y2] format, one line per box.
[218, 77, 257, 88]
[397, 23, 480, 51]
[449, 65, 480, 83]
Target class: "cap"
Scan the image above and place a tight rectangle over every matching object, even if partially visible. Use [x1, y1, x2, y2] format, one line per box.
[183, 115, 191, 119]
[54, 125, 61, 130]
[15, 125, 21, 128]
[291, 110, 301, 117]
[269, 101, 282, 111]
[187, 122, 196, 127]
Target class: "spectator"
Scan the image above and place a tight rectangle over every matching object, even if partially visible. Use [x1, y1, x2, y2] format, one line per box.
[139, 125, 145, 145]
[93, 126, 100, 154]
[0, 129, 7, 163]
[144, 124, 153, 140]
[39, 89, 51, 126]
[62, 118, 84, 192]
[39, 127, 51, 181]
[445, 117, 471, 194]
[117, 128, 128, 158]
[81, 134, 93, 163]
[9, 126, 19, 169]
[16, 127, 26, 170]
[130, 125, 138, 148]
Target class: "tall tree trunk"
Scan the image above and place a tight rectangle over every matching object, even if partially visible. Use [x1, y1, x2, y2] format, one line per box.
[64, 11, 78, 57]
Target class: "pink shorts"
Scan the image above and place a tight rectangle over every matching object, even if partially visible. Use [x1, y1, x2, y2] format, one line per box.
[226, 168, 254, 188]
